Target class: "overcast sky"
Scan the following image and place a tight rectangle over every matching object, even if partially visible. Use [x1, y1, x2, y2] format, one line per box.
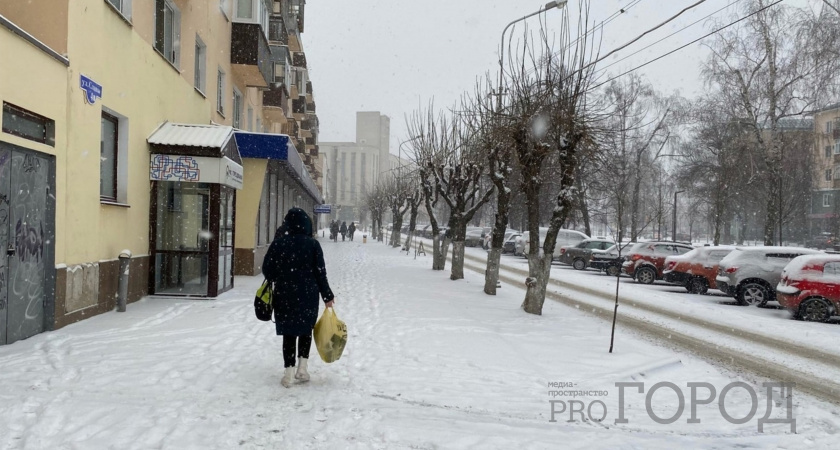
[305, 0, 822, 154]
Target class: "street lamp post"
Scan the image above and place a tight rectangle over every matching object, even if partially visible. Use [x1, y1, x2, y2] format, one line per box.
[673, 190, 684, 242]
[397, 136, 420, 180]
[497, 1, 568, 111]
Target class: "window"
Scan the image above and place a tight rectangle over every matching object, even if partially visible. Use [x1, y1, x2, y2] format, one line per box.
[824, 193, 832, 208]
[2, 102, 55, 146]
[824, 262, 840, 278]
[236, 0, 253, 19]
[233, 89, 243, 128]
[835, 142, 840, 155]
[106, 0, 133, 20]
[194, 35, 207, 93]
[827, 169, 833, 181]
[828, 121, 833, 134]
[100, 112, 119, 201]
[827, 146, 832, 158]
[835, 166, 840, 180]
[217, 69, 225, 115]
[154, 0, 181, 67]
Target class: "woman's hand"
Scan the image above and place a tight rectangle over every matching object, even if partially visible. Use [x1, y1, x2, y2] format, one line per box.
[324, 300, 335, 308]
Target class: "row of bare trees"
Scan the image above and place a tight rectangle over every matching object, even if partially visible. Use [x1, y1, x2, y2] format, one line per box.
[361, 0, 840, 316]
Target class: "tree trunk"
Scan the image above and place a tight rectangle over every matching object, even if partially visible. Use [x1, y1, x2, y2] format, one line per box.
[450, 241, 465, 280]
[484, 248, 502, 294]
[522, 253, 552, 315]
[440, 235, 450, 271]
[404, 205, 419, 250]
[432, 235, 445, 270]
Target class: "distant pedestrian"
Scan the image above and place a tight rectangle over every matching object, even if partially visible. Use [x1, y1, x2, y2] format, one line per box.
[262, 208, 336, 388]
[348, 222, 356, 241]
[330, 221, 339, 242]
[340, 221, 348, 241]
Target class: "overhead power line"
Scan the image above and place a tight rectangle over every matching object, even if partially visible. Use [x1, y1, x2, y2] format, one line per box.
[595, 0, 745, 76]
[588, 0, 785, 92]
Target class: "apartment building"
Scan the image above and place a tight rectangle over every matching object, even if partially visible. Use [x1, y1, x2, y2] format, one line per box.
[320, 112, 400, 224]
[0, 0, 322, 345]
[810, 104, 840, 234]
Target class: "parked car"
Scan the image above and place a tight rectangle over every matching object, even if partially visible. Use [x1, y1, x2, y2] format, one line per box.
[514, 235, 526, 256]
[482, 228, 518, 250]
[809, 233, 836, 250]
[519, 228, 589, 258]
[776, 254, 840, 322]
[662, 246, 735, 294]
[716, 246, 823, 306]
[621, 241, 695, 284]
[556, 238, 616, 270]
[591, 242, 637, 276]
[464, 227, 486, 247]
[503, 233, 522, 254]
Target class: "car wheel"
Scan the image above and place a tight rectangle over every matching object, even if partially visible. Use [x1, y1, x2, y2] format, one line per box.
[686, 277, 708, 295]
[737, 282, 770, 307]
[636, 267, 656, 285]
[572, 258, 587, 270]
[798, 298, 833, 322]
[606, 265, 621, 277]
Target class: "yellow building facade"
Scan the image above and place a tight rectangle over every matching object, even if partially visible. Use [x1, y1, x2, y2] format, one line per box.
[0, 0, 322, 345]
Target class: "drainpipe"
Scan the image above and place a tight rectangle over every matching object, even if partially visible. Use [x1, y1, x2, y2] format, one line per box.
[117, 250, 132, 312]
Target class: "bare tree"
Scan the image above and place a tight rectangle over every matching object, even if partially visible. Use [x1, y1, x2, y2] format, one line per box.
[703, 0, 837, 244]
[506, 3, 600, 315]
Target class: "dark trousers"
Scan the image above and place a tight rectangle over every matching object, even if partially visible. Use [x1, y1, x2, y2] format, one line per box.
[349, 232, 354, 241]
[283, 333, 312, 368]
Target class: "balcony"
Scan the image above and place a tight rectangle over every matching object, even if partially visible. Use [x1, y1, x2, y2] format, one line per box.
[268, 16, 288, 45]
[307, 101, 316, 113]
[834, 127, 840, 140]
[293, 52, 307, 69]
[231, 23, 272, 88]
[262, 86, 289, 123]
[292, 97, 307, 120]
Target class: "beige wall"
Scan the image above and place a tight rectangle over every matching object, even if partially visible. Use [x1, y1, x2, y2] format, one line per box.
[235, 159, 268, 249]
[0, 24, 68, 261]
[0, 0, 69, 54]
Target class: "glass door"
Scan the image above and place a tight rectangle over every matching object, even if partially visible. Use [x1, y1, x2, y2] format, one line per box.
[217, 187, 235, 293]
[153, 182, 212, 296]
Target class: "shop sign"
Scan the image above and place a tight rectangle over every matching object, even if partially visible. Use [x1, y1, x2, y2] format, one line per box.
[150, 154, 244, 189]
[80, 74, 102, 104]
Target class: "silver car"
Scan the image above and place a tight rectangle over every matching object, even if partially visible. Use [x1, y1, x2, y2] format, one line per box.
[716, 246, 823, 306]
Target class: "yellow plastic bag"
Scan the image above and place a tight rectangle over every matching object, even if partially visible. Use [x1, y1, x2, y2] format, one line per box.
[313, 307, 347, 363]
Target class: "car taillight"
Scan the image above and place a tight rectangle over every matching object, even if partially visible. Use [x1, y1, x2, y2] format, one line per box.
[665, 261, 675, 270]
[725, 267, 738, 274]
[560, 248, 566, 255]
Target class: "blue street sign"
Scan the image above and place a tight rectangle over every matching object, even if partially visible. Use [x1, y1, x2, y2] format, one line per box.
[314, 204, 331, 214]
[80, 74, 102, 104]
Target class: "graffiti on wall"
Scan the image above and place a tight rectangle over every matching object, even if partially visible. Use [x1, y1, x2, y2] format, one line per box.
[15, 220, 43, 263]
[150, 155, 201, 182]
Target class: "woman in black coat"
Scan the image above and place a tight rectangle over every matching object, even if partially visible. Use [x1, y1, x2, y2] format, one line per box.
[339, 221, 348, 241]
[262, 208, 335, 387]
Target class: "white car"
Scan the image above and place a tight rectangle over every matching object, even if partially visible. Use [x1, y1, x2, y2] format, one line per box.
[518, 228, 589, 258]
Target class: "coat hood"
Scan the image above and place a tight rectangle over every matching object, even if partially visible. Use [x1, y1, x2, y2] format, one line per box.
[282, 208, 312, 236]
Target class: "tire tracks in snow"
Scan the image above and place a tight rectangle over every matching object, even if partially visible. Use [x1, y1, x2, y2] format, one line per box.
[453, 250, 840, 405]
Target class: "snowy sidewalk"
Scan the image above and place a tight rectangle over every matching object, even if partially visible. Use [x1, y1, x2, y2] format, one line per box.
[0, 238, 838, 449]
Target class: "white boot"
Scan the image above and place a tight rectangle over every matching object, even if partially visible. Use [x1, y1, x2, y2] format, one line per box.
[281, 367, 295, 388]
[295, 358, 310, 382]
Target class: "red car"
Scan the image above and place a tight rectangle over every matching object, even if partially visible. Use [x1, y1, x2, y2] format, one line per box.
[621, 242, 695, 284]
[662, 246, 735, 294]
[776, 254, 840, 322]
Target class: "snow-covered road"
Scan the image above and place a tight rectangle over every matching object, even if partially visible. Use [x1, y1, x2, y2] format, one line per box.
[1, 236, 839, 449]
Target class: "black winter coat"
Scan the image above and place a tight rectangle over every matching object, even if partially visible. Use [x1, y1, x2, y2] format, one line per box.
[262, 208, 334, 336]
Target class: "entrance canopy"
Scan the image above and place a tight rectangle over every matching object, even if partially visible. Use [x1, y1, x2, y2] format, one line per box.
[147, 122, 244, 189]
[234, 131, 321, 202]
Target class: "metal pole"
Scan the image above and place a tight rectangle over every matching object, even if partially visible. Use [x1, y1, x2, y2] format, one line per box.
[497, 2, 566, 112]
[117, 250, 132, 312]
[673, 190, 684, 242]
